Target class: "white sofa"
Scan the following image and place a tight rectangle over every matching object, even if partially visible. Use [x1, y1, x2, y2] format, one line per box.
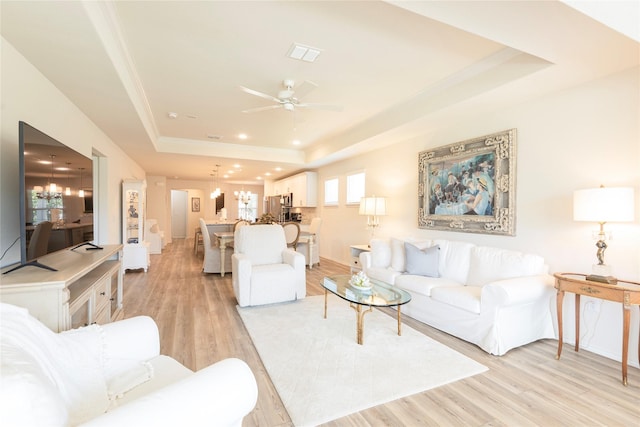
[360, 238, 556, 355]
[0, 303, 258, 426]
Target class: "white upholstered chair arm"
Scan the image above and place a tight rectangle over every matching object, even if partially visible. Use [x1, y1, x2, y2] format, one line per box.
[282, 248, 302, 267]
[232, 253, 253, 307]
[79, 358, 258, 427]
[481, 274, 555, 307]
[98, 316, 160, 361]
[359, 252, 372, 273]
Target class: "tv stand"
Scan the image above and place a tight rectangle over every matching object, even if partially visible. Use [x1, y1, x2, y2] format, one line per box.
[2, 259, 57, 274]
[0, 244, 123, 332]
[72, 242, 104, 251]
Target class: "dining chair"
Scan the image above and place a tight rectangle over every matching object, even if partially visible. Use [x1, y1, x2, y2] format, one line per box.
[282, 222, 300, 251]
[27, 221, 53, 260]
[296, 217, 322, 269]
[233, 219, 250, 231]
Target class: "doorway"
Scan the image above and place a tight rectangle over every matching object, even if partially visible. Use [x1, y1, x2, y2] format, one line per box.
[170, 190, 188, 238]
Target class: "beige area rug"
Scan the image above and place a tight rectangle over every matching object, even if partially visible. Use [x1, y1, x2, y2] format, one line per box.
[238, 295, 488, 426]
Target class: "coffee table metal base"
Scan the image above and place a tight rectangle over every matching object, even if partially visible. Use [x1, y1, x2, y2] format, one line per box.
[324, 289, 403, 345]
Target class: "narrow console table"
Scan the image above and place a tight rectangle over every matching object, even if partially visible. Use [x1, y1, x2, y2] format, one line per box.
[554, 272, 640, 386]
[0, 245, 123, 332]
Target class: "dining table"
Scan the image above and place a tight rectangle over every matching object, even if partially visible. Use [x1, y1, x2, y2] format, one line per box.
[213, 231, 234, 277]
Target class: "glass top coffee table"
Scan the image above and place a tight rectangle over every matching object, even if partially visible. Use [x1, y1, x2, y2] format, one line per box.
[322, 274, 412, 345]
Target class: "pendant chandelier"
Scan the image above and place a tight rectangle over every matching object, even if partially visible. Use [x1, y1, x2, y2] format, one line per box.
[34, 154, 62, 200]
[78, 167, 85, 198]
[210, 165, 221, 199]
[65, 162, 72, 196]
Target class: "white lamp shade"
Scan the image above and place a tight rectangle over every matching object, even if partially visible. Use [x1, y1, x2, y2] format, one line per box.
[573, 187, 635, 222]
[359, 197, 386, 216]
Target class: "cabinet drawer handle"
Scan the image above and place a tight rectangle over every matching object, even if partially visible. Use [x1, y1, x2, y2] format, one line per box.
[580, 286, 601, 295]
[110, 298, 115, 301]
[100, 291, 106, 296]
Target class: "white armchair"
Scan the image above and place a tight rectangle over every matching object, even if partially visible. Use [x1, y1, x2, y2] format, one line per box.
[232, 224, 306, 307]
[296, 217, 322, 269]
[0, 303, 258, 427]
[145, 219, 165, 254]
[200, 218, 232, 274]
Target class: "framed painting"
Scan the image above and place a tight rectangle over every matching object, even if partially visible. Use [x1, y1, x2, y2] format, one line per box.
[191, 197, 200, 212]
[418, 129, 516, 236]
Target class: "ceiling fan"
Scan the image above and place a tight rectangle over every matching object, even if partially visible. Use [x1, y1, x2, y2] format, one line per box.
[240, 79, 342, 113]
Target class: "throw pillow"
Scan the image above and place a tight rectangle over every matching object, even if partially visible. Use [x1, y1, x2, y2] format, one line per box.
[404, 242, 440, 277]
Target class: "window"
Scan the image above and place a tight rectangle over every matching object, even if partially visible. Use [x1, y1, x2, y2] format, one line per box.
[29, 190, 64, 223]
[346, 172, 365, 205]
[324, 178, 338, 206]
[237, 193, 258, 221]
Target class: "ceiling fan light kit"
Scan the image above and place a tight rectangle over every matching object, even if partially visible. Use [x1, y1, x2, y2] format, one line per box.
[240, 79, 341, 114]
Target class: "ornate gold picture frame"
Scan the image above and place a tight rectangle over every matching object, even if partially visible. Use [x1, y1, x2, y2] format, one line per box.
[418, 129, 516, 236]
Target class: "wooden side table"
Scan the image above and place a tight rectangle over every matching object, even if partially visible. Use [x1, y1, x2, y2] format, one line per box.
[554, 272, 640, 386]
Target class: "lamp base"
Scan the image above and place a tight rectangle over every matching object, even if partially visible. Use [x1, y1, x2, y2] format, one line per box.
[587, 264, 617, 284]
[585, 274, 618, 284]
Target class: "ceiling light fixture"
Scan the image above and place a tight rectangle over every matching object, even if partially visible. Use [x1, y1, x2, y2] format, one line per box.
[287, 43, 322, 62]
[168, 112, 178, 119]
[238, 133, 248, 140]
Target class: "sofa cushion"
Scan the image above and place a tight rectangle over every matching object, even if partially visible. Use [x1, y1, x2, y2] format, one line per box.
[404, 243, 440, 277]
[395, 275, 461, 297]
[466, 246, 546, 287]
[434, 240, 475, 284]
[431, 286, 482, 314]
[0, 345, 69, 426]
[369, 239, 391, 268]
[365, 266, 403, 286]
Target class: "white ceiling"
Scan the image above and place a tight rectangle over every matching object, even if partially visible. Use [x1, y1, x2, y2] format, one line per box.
[1, 1, 637, 184]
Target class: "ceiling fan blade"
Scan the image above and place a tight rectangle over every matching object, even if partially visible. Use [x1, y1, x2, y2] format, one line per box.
[242, 104, 282, 113]
[239, 86, 280, 103]
[296, 102, 343, 112]
[292, 80, 318, 100]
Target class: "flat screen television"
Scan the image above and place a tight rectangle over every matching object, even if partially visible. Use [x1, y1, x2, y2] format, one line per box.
[3, 121, 100, 274]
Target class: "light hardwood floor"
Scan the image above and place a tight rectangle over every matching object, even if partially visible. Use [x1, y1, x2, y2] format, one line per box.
[122, 239, 639, 426]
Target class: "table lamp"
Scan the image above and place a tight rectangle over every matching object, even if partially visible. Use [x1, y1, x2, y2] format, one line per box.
[359, 196, 386, 240]
[573, 186, 635, 284]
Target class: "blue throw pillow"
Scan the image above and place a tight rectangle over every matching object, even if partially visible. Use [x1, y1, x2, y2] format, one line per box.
[404, 242, 440, 277]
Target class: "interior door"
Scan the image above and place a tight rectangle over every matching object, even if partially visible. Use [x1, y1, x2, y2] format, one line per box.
[170, 190, 188, 238]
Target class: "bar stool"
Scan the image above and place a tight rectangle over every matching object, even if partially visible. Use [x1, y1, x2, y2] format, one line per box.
[194, 227, 204, 254]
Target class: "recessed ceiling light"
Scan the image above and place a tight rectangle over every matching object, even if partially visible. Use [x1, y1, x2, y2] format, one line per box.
[292, 139, 301, 145]
[264, 172, 272, 176]
[257, 177, 263, 180]
[233, 164, 241, 168]
[168, 112, 178, 119]
[275, 167, 282, 171]
[238, 133, 248, 140]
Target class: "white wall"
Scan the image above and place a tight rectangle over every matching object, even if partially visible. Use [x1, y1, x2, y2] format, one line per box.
[315, 66, 640, 366]
[0, 37, 145, 268]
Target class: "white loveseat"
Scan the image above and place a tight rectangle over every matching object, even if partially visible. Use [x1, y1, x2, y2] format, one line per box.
[0, 303, 258, 426]
[360, 238, 556, 355]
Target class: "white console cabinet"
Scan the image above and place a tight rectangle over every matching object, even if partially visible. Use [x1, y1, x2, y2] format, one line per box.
[0, 244, 123, 332]
[122, 179, 149, 272]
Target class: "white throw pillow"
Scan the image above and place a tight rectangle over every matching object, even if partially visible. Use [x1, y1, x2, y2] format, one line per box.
[390, 238, 406, 271]
[404, 243, 440, 277]
[370, 239, 391, 268]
